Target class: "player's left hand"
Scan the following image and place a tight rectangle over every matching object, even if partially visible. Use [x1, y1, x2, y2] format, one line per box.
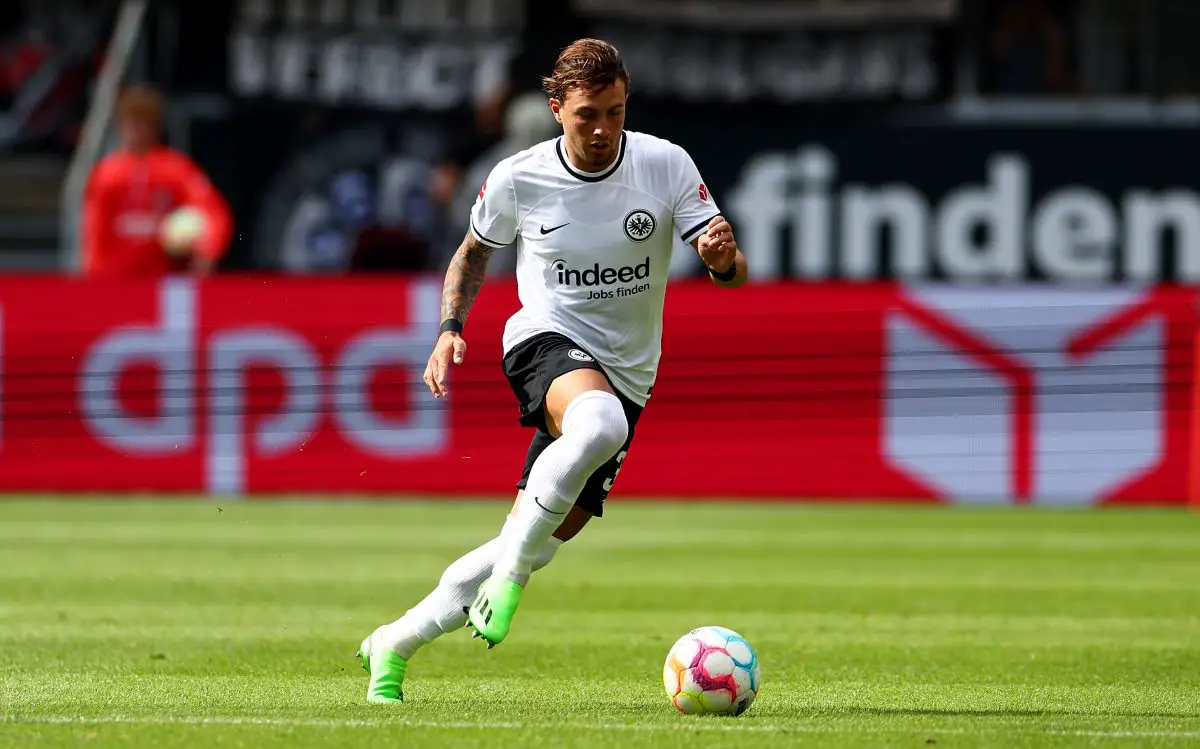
[697, 215, 738, 273]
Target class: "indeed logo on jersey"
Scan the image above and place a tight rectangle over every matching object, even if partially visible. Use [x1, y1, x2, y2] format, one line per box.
[552, 258, 652, 300]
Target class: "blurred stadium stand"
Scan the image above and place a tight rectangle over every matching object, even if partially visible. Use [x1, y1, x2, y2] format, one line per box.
[0, 0, 115, 270]
[0, 0, 1189, 277]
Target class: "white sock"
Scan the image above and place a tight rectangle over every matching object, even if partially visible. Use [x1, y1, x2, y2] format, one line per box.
[496, 390, 628, 585]
[380, 519, 565, 659]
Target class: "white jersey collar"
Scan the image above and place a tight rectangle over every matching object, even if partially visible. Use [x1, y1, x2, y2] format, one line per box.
[555, 132, 627, 183]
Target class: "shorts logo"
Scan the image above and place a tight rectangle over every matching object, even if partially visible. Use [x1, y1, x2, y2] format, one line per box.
[624, 209, 656, 242]
[568, 349, 594, 362]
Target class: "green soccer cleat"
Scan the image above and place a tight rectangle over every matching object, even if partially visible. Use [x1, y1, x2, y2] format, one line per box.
[466, 574, 524, 648]
[356, 625, 407, 703]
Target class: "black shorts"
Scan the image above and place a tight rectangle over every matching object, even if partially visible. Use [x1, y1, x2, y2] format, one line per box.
[502, 332, 643, 517]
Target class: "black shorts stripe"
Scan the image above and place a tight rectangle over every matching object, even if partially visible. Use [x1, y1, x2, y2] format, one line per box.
[680, 215, 720, 243]
[471, 220, 508, 248]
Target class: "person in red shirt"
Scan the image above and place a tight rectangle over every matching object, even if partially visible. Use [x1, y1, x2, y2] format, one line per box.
[82, 85, 233, 277]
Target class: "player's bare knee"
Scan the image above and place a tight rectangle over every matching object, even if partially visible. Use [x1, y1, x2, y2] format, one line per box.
[562, 390, 628, 462]
[544, 368, 615, 436]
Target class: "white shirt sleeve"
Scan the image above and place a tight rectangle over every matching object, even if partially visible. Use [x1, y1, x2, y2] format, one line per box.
[671, 146, 721, 245]
[469, 159, 518, 249]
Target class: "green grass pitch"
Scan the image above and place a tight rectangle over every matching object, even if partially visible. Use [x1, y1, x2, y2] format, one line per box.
[1, 498, 1198, 748]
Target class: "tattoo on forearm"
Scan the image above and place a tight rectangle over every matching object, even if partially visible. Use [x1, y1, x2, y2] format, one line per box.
[441, 234, 494, 324]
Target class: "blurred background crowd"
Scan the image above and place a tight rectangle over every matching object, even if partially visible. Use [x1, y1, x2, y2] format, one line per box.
[1, 0, 1198, 283]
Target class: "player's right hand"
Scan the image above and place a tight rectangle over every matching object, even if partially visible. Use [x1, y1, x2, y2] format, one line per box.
[424, 332, 467, 398]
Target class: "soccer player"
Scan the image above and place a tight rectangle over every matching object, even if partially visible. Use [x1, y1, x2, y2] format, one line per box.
[358, 38, 746, 703]
[82, 85, 232, 278]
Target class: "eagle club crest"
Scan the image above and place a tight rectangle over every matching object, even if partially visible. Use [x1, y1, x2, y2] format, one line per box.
[624, 209, 656, 242]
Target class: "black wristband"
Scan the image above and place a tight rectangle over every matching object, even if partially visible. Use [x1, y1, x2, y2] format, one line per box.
[439, 319, 464, 335]
[708, 263, 738, 282]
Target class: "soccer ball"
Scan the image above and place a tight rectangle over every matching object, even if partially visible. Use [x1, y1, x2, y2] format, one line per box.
[159, 206, 207, 255]
[663, 625, 760, 716]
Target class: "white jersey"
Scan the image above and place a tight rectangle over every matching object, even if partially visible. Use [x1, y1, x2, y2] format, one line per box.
[470, 130, 719, 405]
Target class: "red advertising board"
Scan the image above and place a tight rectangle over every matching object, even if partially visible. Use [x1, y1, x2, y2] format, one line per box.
[0, 276, 1191, 504]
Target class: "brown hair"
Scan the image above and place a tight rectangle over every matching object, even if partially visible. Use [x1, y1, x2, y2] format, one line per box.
[541, 38, 630, 102]
[117, 84, 164, 124]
